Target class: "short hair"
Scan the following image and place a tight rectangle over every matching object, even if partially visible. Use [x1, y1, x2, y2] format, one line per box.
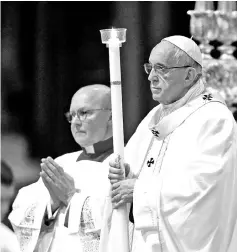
[1, 160, 14, 186]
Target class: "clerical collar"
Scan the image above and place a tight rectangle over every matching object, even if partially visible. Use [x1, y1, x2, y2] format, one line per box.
[76, 137, 113, 162]
[84, 145, 95, 154]
[82, 137, 113, 155]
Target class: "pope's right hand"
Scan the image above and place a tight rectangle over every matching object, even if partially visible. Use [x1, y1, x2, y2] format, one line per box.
[108, 155, 130, 184]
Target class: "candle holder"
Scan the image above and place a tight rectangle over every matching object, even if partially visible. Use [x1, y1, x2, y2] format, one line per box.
[100, 28, 126, 46]
[187, 1, 218, 60]
[215, 2, 237, 57]
[214, 2, 237, 111]
[187, 1, 237, 113]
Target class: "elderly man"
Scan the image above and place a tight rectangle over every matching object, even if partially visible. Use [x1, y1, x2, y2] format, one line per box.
[9, 84, 113, 252]
[107, 36, 237, 252]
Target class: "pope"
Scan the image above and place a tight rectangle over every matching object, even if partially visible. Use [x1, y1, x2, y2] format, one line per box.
[107, 35, 237, 252]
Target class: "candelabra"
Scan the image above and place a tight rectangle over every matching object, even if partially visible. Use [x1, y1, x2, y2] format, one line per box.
[188, 1, 237, 113]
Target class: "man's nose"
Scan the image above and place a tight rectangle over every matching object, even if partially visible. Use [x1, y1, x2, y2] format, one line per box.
[148, 68, 155, 81]
[71, 116, 82, 125]
[148, 68, 159, 82]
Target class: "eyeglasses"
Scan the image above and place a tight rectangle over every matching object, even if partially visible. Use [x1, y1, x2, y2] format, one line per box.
[144, 63, 191, 75]
[65, 108, 111, 123]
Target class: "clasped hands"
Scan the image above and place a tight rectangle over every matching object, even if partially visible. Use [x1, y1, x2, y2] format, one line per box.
[108, 155, 135, 209]
[40, 157, 77, 212]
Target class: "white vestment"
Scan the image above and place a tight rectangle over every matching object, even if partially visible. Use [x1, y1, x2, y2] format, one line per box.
[0, 223, 21, 252]
[122, 90, 237, 252]
[8, 151, 111, 252]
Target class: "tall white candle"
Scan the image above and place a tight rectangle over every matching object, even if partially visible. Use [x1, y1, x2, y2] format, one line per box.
[99, 28, 129, 252]
[108, 30, 124, 158]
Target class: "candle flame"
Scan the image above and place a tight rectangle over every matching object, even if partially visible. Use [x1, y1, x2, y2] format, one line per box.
[111, 27, 117, 39]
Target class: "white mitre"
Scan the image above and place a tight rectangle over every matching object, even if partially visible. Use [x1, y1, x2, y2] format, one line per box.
[162, 35, 202, 67]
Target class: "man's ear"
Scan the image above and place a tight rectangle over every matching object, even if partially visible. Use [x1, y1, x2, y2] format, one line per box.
[184, 67, 197, 85]
[108, 112, 112, 123]
[107, 112, 113, 135]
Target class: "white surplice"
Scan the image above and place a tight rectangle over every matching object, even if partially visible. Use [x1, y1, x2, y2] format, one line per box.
[122, 88, 237, 252]
[8, 151, 111, 252]
[0, 223, 21, 252]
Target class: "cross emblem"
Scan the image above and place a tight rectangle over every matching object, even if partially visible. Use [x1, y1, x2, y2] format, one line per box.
[203, 94, 213, 101]
[151, 129, 160, 137]
[147, 157, 154, 167]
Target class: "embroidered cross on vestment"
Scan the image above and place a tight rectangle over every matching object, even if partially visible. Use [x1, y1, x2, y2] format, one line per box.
[151, 129, 160, 137]
[147, 157, 154, 167]
[203, 94, 213, 101]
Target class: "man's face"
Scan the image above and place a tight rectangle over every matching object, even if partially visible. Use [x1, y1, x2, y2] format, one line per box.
[69, 92, 111, 147]
[148, 41, 189, 105]
[1, 184, 14, 220]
